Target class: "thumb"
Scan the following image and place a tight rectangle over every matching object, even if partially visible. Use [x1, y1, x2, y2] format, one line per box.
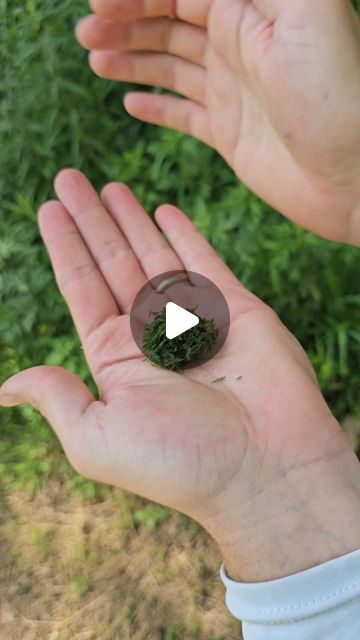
[0, 366, 95, 444]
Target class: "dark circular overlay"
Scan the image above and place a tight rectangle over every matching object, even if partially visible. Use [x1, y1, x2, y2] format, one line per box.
[130, 270, 230, 370]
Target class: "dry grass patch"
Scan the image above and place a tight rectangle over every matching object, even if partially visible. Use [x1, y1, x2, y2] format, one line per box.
[0, 483, 241, 639]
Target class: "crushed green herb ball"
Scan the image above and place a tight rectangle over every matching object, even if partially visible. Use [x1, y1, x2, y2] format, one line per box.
[142, 307, 219, 371]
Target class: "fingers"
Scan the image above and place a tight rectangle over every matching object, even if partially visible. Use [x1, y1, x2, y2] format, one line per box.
[89, 0, 212, 27]
[39, 199, 120, 342]
[77, 15, 207, 67]
[53, 169, 147, 314]
[155, 205, 238, 288]
[89, 50, 207, 104]
[0, 366, 94, 452]
[101, 183, 183, 279]
[90, 0, 176, 21]
[155, 205, 257, 310]
[124, 92, 212, 145]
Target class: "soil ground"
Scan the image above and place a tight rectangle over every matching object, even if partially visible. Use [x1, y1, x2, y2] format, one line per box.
[1, 419, 359, 640]
[0, 483, 242, 640]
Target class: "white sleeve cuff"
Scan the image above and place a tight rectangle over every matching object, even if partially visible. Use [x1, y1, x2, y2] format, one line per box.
[220, 548, 360, 639]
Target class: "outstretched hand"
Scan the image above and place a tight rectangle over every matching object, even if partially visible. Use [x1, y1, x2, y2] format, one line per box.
[76, 0, 360, 244]
[1, 169, 359, 581]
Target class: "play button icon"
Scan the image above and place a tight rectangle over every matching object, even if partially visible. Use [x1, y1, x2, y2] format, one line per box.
[130, 270, 230, 370]
[166, 302, 199, 340]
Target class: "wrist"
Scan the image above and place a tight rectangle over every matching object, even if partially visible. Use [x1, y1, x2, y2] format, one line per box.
[201, 435, 360, 583]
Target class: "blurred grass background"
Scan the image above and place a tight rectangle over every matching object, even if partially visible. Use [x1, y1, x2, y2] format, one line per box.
[0, 1, 359, 638]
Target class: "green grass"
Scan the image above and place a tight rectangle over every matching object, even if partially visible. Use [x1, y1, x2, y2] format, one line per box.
[0, 0, 359, 498]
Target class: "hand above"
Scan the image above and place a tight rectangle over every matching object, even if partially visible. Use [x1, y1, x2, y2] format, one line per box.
[1, 169, 360, 581]
[76, 0, 360, 244]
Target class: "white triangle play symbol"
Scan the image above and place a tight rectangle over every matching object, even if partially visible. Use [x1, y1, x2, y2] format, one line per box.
[166, 302, 199, 340]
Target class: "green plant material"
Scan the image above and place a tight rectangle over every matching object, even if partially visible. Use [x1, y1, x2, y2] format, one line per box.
[70, 575, 92, 600]
[132, 504, 170, 529]
[29, 526, 56, 561]
[142, 307, 219, 371]
[0, 0, 359, 498]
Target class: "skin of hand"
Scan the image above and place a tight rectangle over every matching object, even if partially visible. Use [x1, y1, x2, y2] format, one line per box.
[76, 0, 360, 245]
[1, 169, 360, 582]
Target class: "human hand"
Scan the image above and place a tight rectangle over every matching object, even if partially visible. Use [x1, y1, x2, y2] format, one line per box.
[1, 169, 359, 581]
[76, 0, 360, 244]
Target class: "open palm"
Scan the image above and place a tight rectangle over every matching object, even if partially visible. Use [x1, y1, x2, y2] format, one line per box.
[0, 170, 351, 556]
[77, 0, 360, 243]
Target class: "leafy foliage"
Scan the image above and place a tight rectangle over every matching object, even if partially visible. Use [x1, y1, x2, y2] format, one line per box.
[0, 0, 359, 493]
